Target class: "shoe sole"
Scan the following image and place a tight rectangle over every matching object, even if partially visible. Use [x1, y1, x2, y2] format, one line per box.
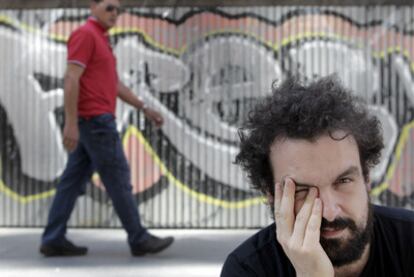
[40, 248, 88, 257]
[41, 251, 88, 257]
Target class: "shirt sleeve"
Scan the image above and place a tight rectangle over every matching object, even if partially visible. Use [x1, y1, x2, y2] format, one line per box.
[67, 29, 94, 68]
[220, 254, 257, 277]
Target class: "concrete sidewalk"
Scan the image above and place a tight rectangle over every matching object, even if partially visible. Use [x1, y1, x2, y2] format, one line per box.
[0, 228, 257, 277]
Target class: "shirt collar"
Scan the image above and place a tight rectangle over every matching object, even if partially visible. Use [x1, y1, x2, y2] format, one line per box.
[88, 16, 108, 34]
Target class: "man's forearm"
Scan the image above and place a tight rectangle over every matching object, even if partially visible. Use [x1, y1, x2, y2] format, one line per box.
[117, 81, 164, 127]
[117, 82, 146, 110]
[64, 75, 80, 124]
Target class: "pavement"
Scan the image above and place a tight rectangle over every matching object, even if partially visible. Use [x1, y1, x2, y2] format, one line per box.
[0, 228, 257, 277]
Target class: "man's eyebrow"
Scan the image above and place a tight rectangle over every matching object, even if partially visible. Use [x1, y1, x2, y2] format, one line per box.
[284, 166, 360, 190]
[336, 166, 360, 179]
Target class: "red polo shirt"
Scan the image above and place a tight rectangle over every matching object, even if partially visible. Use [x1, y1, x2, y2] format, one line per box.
[67, 17, 118, 117]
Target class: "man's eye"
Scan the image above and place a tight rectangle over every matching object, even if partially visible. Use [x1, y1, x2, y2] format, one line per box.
[336, 178, 352, 185]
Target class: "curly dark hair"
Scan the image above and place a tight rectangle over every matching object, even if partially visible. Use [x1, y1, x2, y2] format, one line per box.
[235, 75, 384, 197]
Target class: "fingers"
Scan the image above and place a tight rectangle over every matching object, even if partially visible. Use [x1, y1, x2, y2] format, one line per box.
[274, 178, 322, 249]
[290, 187, 318, 245]
[274, 182, 282, 212]
[303, 198, 322, 249]
[63, 138, 78, 152]
[155, 116, 164, 127]
[145, 109, 164, 127]
[273, 179, 331, 275]
[152, 115, 163, 127]
[274, 178, 295, 238]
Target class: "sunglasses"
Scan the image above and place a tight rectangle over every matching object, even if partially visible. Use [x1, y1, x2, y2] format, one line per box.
[105, 4, 123, 14]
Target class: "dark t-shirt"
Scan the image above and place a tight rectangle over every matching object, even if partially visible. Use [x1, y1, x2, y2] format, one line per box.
[221, 205, 414, 277]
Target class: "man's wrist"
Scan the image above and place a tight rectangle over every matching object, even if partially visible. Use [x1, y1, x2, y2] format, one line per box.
[141, 103, 148, 113]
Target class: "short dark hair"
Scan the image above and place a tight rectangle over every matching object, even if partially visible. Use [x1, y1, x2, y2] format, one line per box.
[235, 75, 384, 196]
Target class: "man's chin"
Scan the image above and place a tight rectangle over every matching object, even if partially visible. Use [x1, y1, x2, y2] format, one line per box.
[321, 232, 370, 267]
[104, 20, 117, 29]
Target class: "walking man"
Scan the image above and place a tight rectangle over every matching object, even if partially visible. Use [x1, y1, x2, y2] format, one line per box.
[40, 0, 174, 257]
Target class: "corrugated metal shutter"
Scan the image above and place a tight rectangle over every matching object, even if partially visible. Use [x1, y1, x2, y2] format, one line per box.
[0, 5, 413, 228]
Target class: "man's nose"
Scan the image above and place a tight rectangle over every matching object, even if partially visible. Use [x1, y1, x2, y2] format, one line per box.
[320, 193, 341, 222]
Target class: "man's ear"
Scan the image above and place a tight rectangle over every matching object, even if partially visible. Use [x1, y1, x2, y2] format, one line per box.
[90, 1, 98, 12]
[365, 178, 371, 192]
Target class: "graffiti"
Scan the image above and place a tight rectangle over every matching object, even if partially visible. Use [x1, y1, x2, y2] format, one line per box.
[0, 6, 414, 228]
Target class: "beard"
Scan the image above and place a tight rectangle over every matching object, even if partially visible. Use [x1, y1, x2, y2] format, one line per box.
[320, 202, 374, 267]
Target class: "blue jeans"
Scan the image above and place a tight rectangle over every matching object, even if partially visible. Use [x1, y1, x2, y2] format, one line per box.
[42, 113, 149, 246]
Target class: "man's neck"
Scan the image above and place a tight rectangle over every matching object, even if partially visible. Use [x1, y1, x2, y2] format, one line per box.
[334, 243, 370, 277]
[89, 16, 109, 31]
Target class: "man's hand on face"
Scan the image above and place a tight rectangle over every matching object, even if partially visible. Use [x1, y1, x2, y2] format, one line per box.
[274, 177, 334, 277]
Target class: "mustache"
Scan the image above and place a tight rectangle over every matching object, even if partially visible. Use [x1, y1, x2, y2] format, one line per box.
[321, 217, 357, 231]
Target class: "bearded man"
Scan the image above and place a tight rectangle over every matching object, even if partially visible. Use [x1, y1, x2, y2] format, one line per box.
[221, 76, 414, 277]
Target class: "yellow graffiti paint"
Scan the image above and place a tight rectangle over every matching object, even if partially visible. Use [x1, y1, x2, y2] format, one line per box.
[370, 120, 414, 197]
[122, 126, 265, 209]
[0, 180, 56, 204]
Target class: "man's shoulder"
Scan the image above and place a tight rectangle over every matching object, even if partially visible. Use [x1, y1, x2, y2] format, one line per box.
[373, 204, 414, 223]
[373, 204, 414, 245]
[70, 23, 95, 39]
[222, 223, 294, 276]
[369, 205, 414, 275]
[228, 223, 276, 261]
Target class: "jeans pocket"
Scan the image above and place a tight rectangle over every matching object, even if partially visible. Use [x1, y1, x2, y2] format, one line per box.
[90, 130, 118, 166]
[89, 114, 119, 166]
